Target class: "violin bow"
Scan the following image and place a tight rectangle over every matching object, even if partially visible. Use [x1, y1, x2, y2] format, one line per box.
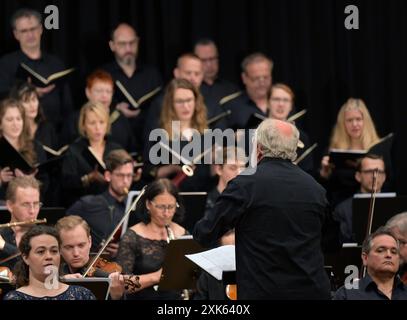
[362, 168, 379, 277]
[82, 186, 146, 277]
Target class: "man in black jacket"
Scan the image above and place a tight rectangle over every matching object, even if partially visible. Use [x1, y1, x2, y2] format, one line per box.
[194, 118, 334, 300]
[66, 149, 136, 258]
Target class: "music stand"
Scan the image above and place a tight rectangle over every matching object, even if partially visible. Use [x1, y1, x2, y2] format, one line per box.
[352, 194, 407, 244]
[62, 277, 111, 300]
[324, 245, 362, 289]
[179, 192, 207, 233]
[159, 237, 204, 290]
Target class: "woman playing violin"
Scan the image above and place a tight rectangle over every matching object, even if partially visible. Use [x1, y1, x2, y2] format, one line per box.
[116, 179, 187, 299]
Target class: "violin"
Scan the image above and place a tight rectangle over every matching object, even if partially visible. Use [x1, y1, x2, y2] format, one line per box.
[86, 257, 122, 277]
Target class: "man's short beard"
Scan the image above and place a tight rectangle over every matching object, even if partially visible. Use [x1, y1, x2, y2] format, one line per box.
[119, 55, 135, 66]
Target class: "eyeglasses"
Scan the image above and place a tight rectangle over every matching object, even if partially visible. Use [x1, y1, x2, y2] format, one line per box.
[113, 173, 135, 180]
[174, 98, 194, 106]
[360, 169, 386, 175]
[245, 74, 271, 84]
[270, 97, 292, 104]
[150, 201, 178, 212]
[19, 202, 43, 210]
[16, 25, 41, 35]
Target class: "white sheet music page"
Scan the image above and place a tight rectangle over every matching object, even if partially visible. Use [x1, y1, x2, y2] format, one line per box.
[185, 245, 235, 280]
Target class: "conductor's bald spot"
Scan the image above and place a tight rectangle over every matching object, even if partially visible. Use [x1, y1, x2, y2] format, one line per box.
[274, 119, 294, 137]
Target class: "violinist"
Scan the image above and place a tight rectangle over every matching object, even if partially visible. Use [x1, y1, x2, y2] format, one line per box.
[0, 176, 41, 270]
[4, 225, 95, 300]
[56, 215, 125, 300]
[116, 178, 187, 300]
[333, 154, 387, 243]
[385, 212, 407, 283]
[66, 149, 139, 257]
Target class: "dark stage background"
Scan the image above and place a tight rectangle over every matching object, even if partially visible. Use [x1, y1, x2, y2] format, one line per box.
[1, 0, 406, 193]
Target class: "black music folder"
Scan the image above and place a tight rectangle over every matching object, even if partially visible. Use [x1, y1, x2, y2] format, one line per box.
[159, 237, 204, 290]
[115, 80, 161, 110]
[352, 193, 407, 245]
[81, 146, 106, 174]
[17, 63, 74, 87]
[62, 277, 111, 300]
[179, 192, 208, 233]
[0, 137, 35, 174]
[329, 133, 394, 170]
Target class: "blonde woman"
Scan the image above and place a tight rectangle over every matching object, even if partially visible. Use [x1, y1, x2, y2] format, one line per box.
[61, 101, 121, 206]
[320, 98, 388, 205]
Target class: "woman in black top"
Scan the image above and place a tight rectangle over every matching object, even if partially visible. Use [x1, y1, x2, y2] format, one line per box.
[61, 101, 121, 206]
[116, 179, 187, 300]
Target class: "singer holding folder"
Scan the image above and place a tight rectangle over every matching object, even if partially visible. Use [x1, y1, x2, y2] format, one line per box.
[0, 8, 73, 128]
[61, 102, 121, 207]
[319, 98, 391, 206]
[143, 78, 213, 192]
[116, 179, 187, 300]
[0, 98, 49, 199]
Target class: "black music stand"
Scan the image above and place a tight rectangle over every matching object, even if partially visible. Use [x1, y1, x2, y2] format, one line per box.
[352, 194, 407, 244]
[158, 237, 204, 290]
[324, 245, 362, 290]
[62, 277, 111, 300]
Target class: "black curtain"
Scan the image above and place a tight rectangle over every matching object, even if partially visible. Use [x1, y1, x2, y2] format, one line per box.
[1, 0, 407, 193]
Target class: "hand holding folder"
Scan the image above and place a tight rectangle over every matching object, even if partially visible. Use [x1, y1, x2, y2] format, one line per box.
[18, 63, 75, 88]
[115, 80, 161, 110]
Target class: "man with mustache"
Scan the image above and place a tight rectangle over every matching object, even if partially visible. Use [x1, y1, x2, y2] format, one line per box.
[102, 23, 162, 154]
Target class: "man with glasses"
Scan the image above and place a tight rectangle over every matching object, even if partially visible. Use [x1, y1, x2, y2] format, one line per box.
[66, 149, 136, 258]
[193, 38, 239, 107]
[0, 176, 41, 269]
[334, 154, 388, 243]
[222, 52, 273, 129]
[385, 212, 407, 283]
[0, 8, 73, 130]
[102, 23, 163, 153]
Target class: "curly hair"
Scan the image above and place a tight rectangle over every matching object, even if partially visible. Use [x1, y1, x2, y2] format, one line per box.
[13, 225, 60, 288]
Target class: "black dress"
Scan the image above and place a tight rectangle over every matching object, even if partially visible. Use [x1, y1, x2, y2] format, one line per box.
[61, 137, 121, 207]
[116, 229, 182, 300]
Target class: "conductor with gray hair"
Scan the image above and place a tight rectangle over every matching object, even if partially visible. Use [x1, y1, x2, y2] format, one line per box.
[194, 119, 333, 300]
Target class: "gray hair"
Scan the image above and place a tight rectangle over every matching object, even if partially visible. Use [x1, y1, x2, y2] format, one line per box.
[256, 119, 299, 161]
[362, 226, 399, 254]
[241, 52, 273, 73]
[385, 212, 407, 236]
[11, 8, 42, 30]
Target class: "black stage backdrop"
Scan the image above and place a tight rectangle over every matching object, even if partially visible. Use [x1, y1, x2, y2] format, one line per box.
[1, 0, 407, 193]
